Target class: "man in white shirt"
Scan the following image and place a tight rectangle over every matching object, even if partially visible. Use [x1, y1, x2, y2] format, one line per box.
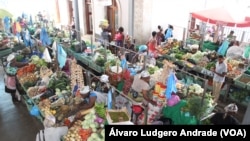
[211, 55, 227, 103]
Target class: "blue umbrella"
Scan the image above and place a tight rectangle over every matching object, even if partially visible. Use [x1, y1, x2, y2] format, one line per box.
[107, 89, 112, 109]
[40, 27, 51, 46]
[165, 72, 177, 99]
[57, 44, 67, 69]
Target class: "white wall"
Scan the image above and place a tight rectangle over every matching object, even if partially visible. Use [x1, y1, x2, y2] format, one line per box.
[78, 0, 86, 35]
[92, 0, 107, 36]
[58, 0, 70, 26]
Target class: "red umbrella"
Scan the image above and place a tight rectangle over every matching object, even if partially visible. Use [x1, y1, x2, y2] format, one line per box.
[191, 7, 250, 27]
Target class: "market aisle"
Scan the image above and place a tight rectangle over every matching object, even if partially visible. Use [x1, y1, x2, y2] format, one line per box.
[0, 66, 44, 141]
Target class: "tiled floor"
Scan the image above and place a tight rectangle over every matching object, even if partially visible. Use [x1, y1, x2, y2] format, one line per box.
[0, 66, 44, 141]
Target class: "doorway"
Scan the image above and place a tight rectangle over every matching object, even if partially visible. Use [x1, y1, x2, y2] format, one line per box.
[107, 0, 119, 40]
[85, 0, 93, 34]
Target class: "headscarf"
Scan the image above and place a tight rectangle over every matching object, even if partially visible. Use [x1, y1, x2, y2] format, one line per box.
[80, 86, 90, 95]
[224, 103, 238, 113]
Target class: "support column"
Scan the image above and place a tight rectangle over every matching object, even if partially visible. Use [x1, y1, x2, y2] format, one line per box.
[73, 0, 81, 41]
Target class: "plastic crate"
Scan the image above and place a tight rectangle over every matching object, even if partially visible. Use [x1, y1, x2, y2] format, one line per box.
[234, 74, 250, 89]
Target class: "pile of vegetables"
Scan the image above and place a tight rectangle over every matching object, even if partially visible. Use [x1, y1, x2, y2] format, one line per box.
[188, 84, 204, 94]
[190, 51, 207, 63]
[48, 72, 70, 92]
[94, 103, 106, 119]
[30, 55, 48, 68]
[64, 109, 105, 141]
[182, 94, 214, 119]
[147, 64, 159, 75]
[231, 90, 249, 102]
[205, 62, 215, 70]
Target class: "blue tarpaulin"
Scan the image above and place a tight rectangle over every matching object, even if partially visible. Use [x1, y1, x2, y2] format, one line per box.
[165, 72, 177, 99]
[107, 89, 112, 109]
[57, 44, 67, 69]
[40, 27, 51, 46]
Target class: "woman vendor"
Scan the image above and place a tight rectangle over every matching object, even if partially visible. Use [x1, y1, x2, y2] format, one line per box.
[131, 70, 157, 106]
[74, 85, 109, 118]
[4, 54, 29, 103]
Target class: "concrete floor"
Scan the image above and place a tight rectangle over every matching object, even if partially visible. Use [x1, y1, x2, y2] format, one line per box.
[0, 66, 44, 141]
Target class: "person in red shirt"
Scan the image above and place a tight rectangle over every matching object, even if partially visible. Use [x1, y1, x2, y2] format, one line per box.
[114, 27, 125, 47]
[147, 31, 158, 58]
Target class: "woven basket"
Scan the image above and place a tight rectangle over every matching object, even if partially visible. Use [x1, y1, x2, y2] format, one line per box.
[40, 66, 53, 78]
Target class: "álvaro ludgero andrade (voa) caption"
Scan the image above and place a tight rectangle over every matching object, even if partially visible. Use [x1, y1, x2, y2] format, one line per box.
[108, 127, 247, 139]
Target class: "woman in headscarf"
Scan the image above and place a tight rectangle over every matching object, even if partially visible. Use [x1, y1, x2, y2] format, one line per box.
[4, 54, 28, 103]
[210, 103, 240, 125]
[131, 70, 156, 106]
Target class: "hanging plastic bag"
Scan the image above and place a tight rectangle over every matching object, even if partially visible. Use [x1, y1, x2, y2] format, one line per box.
[217, 40, 229, 56]
[243, 46, 250, 59]
[167, 94, 180, 107]
[30, 105, 40, 117]
[165, 72, 177, 99]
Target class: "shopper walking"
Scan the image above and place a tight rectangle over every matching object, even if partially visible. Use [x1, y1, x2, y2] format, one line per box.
[211, 55, 227, 103]
[4, 54, 29, 103]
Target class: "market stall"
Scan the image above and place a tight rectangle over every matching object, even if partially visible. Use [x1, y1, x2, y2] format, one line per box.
[187, 7, 250, 50]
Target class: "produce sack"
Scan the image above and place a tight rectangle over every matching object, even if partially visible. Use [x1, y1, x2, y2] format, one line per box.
[167, 94, 180, 107]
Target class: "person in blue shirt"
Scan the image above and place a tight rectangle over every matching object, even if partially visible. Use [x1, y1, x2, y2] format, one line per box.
[74, 86, 97, 118]
[165, 25, 173, 40]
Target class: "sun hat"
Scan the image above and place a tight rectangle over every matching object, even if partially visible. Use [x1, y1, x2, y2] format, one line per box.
[224, 103, 238, 113]
[80, 86, 90, 95]
[100, 74, 109, 83]
[140, 70, 150, 78]
[7, 54, 15, 62]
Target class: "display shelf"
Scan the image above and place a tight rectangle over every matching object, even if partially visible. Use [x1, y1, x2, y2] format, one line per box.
[22, 95, 44, 123]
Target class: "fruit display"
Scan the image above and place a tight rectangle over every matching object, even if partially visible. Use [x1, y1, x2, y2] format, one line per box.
[30, 55, 48, 68]
[63, 109, 105, 141]
[48, 71, 70, 92]
[19, 73, 39, 89]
